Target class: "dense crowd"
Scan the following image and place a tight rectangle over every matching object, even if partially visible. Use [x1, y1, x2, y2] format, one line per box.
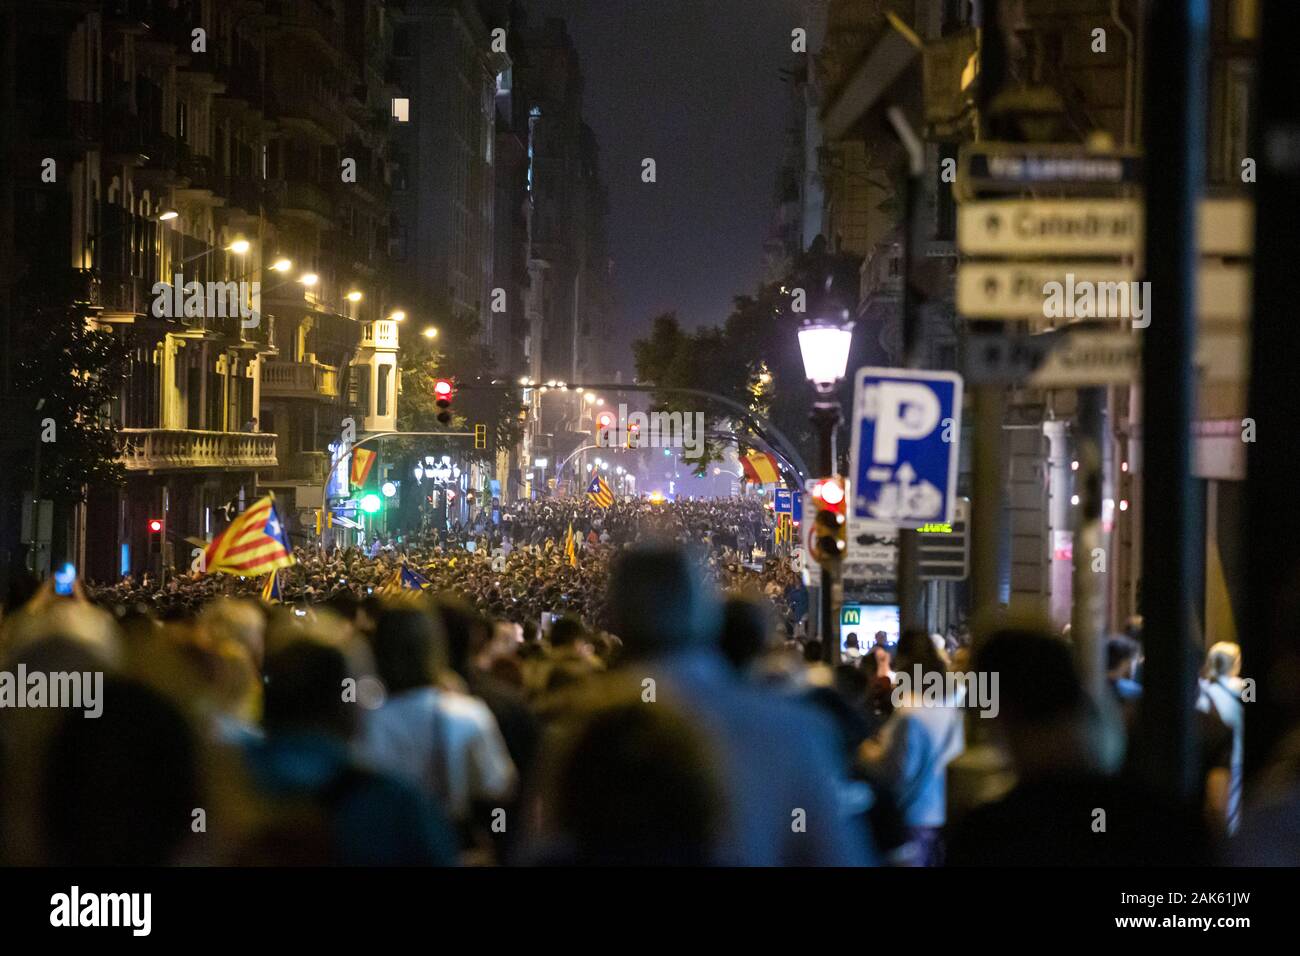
[0, 498, 1294, 867]
[82, 497, 802, 635]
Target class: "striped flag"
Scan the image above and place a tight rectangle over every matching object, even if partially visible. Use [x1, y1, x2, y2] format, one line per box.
[741, 450, 781, 484]
[203, 494, 296, 577]
[564, 522, 579, 568]
[585, 473, 614, 508]
[260, 569, 283, 604]
[381, 563, 433, 595]
[350, 447, 377, 489]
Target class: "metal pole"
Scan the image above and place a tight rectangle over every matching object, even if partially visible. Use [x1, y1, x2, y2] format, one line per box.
[888, 106, 926, 637]
[1135, 0, 1207, 803]
[969, 381, 1005, 624]
[1073, 387, 1107, 698]
[1244, 0, 1300, 777]
[812, 401, 840, 664]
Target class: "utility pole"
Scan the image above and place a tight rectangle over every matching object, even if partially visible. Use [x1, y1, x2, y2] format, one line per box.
[1134, 0, 1208, 803]
[1244, 0, 1300, 778]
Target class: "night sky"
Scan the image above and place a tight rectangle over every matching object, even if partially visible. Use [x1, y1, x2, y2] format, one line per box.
[529, 0, 804, 375]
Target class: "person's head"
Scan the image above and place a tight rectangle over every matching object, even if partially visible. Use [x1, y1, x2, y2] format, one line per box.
[549, 615, 588, 650]
[606, 546, 720, 660]
[971, 620, 1103, 777]
[1204, 641, 1242, 681]
[1106, 634, 1141, 680]
[718, 593, 774, 672]
[199, 598, 267, 670]
[436, 596, 490, 676]
[802, 639, 823, 664]
[370, 605, 448, 694]
[43, 677, 199, 865]
[895, 627, 946, 680]
[262, 639, 356, 739]
[548, 697, 724, 864]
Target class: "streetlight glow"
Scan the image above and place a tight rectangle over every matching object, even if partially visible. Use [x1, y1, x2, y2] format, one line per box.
[227, 239, 251, 255]
[271, 258, 293, 272]
[798, 319, 854, 391]
[299, 273, 319, 286]
[422, 326, 438, 339]
[388, 310, 406, 322]
[346, 290, 363, 302]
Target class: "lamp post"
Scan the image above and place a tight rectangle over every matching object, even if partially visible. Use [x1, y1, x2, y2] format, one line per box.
[798, 317, 854, 664]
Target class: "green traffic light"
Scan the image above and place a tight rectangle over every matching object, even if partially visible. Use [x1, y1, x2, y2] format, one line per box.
[360, 493, 383, 514]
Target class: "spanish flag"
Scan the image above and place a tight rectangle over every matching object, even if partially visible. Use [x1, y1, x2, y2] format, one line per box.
[350, 447, 377, 489]
[564, 522, 579, 568]
[741, 450, 781, 485]
[204, 494, 296, 577]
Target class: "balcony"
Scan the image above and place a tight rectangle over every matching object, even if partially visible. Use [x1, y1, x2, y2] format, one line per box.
[118, 429, 278, 472]
[261, 360, 341, 399]
[261, 450, 333, 486]
[361, 319, 399, 350]
[273, 178, 335, 227]
[266, 0, 344, 57]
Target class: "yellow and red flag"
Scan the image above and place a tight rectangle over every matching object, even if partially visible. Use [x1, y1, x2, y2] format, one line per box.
[564, 522, 579, 568]
[204, 494, 296, 577]
[350, 447, 377, 489]
[741, 450, 780, 484]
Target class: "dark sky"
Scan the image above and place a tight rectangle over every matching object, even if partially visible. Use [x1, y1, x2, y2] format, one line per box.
[528, 0, 803, 375]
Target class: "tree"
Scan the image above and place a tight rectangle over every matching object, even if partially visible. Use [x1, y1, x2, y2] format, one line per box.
[632, 243, 865, 476]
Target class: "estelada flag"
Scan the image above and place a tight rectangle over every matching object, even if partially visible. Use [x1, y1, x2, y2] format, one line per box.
[260, 569, 283, 604]
[585, 473, 614, 508]
[204, 494, 296, 577]
[350, 447, 377, 489]
[564, 522, 579, 568]
[741, 450, 780, 484]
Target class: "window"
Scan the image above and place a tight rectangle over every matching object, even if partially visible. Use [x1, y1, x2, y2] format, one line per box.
[391, 98, 409, 123]
[377, 364, 390, 416]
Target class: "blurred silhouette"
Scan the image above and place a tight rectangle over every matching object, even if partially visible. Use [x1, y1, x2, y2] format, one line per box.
[605, 546, 874, 865]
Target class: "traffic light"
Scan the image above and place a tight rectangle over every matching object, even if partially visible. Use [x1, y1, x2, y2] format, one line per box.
[147, 517, 164, 554]
[626, 421, 641, 449]
[809, 477, 846, 565]
[474, 423, 487, 449]
[434, 378, 454, 426]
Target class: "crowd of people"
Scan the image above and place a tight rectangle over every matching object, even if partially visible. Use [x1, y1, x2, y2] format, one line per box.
[0, 494, 1295, 867]
[81, 497, 803, 636]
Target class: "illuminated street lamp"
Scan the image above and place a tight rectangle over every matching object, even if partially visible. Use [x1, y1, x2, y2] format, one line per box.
[798, 317, 855, 394]
[388, 310, 406, 322]
[422, 326, 439, 339]
[270, 257, 293, 272]
[158, 209, 180, 222]
[299, 273, 319, 287]
[798, 316, 854, 666]
[227, 238, 251, 255]
[346, 290, 363, 302]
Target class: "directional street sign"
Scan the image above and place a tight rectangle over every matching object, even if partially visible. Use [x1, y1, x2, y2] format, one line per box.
[849, 368, 963, 527]
[958, 199, 1142, 257]
[774, 488, 793, 514]
[958, 198, 1252, 259]
[962, 329, 1139, 386]
[958, 144, 1143, 201]
[956, 261, 1250, 323]
[957, 263, 1137, 319]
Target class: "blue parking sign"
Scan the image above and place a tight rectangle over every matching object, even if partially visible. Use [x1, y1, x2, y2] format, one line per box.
[774, 488, 793, 514]
[849, 368, 963, 527]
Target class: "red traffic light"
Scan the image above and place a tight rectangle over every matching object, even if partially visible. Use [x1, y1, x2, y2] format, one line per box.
[147, 518, 163, 534]
[811, 477, 846, 512]
[597, 412, 614, 429]
[434, 379, 453, 398]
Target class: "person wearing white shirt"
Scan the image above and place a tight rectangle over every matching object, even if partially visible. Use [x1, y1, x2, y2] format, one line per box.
[360, 607, 516, 824]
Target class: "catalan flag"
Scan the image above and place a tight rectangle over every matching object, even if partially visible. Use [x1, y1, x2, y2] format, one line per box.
[741, 450, 781, 485]
[586, 473, 614, 508]
[260, 569, 283, 604]
[382, 563, 434, 595]
[204, 494, 296, 577]
[564, 522, 579, 568]
[350, 447, 377, 489]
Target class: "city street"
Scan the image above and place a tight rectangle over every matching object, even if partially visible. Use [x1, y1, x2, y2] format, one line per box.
[0, 0, 1292, 938]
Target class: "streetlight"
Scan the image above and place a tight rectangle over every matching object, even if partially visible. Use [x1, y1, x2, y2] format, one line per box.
[346, 290, 363, 302]
[798, 315, 854, 665]
[388, 310, 406, 322]
[227, 238, 251, 255]
[422, 326, 438, 339]
[158, 209, 180, 222]
[298, 273, 319, 287]
[270, 257, 293, 272]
